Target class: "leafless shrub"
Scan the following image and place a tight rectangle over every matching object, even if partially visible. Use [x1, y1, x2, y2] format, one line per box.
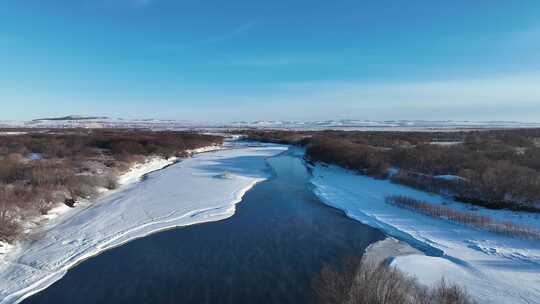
[313, 256, 476, 304]
[102, 173, 118, 190]
[35, 190, 55, 215]
[387, 196, 540, 240]
[0, 185, 21, 243]
[430, 279, 473, 304]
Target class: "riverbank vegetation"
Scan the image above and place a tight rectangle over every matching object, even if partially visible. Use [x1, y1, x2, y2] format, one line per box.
[386, 196, 540, 240]
[245, 129, 540, 212]
[0, 129, 222, 243]
[313, 256, 475, 304]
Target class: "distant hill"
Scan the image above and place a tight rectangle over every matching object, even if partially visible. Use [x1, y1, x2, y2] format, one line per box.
[33, 115, 109, 121]
[15, 117, 540, 131]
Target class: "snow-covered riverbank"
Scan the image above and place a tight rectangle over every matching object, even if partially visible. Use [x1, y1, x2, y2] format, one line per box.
[0, 156, 181, 266]
[311, 164, 540, 304]
[0, 145, 224, 259]
[117, 145, 222, 185]
[0, 144, 287, 304]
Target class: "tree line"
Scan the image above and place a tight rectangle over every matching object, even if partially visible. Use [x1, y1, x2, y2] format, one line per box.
[245, 129, 540, 212]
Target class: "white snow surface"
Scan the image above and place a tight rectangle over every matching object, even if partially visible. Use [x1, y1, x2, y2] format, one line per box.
[5, 117, 540, 131]
[186, 145, 222, 155]
[311, 164, 540, 304]
[433, 174, 465, 181]
[117, 145, 222, 185]
[0, 243, 13, 259]
[12, 154, 186, 240]
[117, 157, 178, 186]
[0, 144, 287, 304]
[390, 254, 472, 285]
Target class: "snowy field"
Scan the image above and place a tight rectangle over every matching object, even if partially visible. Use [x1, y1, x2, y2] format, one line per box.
[5, 117, 540, 131]
[311, 164, 540, 304]
[0, 144, 287, 304]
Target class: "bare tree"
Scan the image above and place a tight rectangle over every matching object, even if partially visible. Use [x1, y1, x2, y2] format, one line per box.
[313, 256, 476, 304]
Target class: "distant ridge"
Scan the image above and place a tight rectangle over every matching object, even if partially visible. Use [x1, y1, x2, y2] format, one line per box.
[33, 115, 109, 121]
[12, 117, 540, 130]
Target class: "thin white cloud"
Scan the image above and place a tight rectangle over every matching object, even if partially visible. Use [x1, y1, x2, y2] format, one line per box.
[229, 56, 327, 67]
[204, 72, 540, 121]
[275, 73, 540, 107]
[206, 23, 255, 43]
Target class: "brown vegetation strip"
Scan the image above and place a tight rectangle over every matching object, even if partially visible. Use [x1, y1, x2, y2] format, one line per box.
[386, 195, 540, 240]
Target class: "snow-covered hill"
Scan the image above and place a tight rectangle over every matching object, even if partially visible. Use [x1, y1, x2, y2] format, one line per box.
[3, 117, 540, 131]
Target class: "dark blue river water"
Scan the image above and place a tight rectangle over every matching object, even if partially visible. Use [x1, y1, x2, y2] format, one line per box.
[25, 149, 384, 304]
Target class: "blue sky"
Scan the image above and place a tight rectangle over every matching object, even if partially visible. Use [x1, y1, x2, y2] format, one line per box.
[1, 0, 540, 122]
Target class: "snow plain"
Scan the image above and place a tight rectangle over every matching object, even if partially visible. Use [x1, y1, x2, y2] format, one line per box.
[0, 143, 287, 304]
[310, 164, 540, 304]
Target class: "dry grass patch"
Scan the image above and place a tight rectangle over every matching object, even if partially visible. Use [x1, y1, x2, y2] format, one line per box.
[386, 195, 540, 240]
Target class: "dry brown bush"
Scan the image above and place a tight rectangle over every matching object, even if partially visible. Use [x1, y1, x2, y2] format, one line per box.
[306, 137, 390, 178]
[313, 256, 476, 304]
[0, 185, 20, 243]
